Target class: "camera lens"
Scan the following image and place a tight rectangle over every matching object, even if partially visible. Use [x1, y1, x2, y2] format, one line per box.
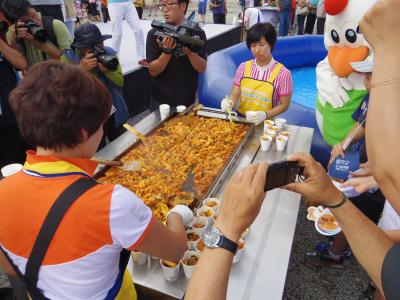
[25, 21, 48, 43]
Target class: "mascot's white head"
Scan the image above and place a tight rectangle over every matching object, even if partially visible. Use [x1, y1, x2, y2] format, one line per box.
[324, 0, 376, 78]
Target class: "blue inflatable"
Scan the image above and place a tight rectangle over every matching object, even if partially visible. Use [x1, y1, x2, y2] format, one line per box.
[198, 35, 331, 166]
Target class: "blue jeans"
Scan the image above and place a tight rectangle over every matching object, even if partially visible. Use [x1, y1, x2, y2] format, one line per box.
[279, 10, 291, 37]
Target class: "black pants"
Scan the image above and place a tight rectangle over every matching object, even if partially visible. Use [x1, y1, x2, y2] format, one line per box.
[304, 12, 316, 34]
[0, 125, 31, 169]
[33, 5, 64, 21]
[213, 14, 226, 24]
[297, 14, 306, 35]
[136, 7, 143, 19]
[350, 190, 386, 224]
[316, 17, 326, 35]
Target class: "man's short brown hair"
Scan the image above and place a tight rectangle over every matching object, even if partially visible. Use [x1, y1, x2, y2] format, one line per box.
[10, 60, 112, 150]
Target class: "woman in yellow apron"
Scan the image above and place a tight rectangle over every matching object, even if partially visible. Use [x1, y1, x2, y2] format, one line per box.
[221, 23, 293, 123]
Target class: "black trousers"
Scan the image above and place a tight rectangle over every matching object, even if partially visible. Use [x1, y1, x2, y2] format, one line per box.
[32, 5, 64, 21]
[135, 7, 143, 19]
[89, 3, 98, 16]
[316, 17, 326, 35]
[213, 13, 226, 24]
[297, 14, 306, 35]
[350, 190, 386, 224]
[304, 12, 316, 34]
[0, 125, 31, 169]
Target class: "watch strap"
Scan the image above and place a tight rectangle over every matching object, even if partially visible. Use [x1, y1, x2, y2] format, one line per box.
[218, 234, 238, 254]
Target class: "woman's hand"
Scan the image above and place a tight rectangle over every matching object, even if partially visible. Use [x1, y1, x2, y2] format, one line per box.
[285, 152, 343, 206]
[342, 176, 378, 194]
[330, 143, 345, 160]
[349, 162, 372, 178]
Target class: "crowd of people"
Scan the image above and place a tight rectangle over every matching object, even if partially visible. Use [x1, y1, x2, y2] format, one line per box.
[0, 0, 400, 299]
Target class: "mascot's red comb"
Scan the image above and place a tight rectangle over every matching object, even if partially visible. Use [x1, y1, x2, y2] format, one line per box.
[325, 0, 348, 15]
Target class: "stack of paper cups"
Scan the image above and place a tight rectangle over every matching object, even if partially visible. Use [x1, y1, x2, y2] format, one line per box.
[159, 104, 170, 120]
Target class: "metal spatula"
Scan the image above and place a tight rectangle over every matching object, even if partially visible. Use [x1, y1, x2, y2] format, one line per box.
[92, 158, 141, 172]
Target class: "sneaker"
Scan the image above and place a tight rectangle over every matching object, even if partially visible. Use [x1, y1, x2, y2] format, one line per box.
[306, 248, 345, 269]
[358, 282, 376, 300]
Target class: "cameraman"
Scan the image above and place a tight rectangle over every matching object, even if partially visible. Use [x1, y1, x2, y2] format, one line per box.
[61, 23, 129, 142]
[0, 7, 30, 167]
[146, 0, 207, 110]
[1, 0, 72, 67]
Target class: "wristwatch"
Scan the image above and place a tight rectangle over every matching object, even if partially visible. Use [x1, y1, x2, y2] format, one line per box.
[203, 227, 238, 254]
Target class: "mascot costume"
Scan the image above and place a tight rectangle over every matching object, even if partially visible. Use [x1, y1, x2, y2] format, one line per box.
[316, 0, 376, 146]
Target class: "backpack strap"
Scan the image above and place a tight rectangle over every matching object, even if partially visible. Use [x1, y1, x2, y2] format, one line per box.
[1, 177, 98, 299]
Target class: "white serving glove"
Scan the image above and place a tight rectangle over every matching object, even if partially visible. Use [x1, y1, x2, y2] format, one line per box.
[221, 97, 233, 112]
[246, 111, 267, 123]
[316, 58, 351, 108]
[167, 205, 194, 226]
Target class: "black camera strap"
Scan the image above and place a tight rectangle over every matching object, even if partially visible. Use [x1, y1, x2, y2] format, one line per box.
[0, 177, 98, 300]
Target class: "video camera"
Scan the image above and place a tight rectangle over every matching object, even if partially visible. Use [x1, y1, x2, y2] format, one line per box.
[92, 45, 119, 71]
[151, 11, 205, 56]
[25, 20, 48, 43]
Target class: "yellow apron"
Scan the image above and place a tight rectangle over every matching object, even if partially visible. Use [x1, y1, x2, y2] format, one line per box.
[237, 60, 283, 116]
[115, 269, 137, 300]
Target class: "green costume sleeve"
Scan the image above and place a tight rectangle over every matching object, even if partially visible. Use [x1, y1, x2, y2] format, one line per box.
[104, 64, 124, 88]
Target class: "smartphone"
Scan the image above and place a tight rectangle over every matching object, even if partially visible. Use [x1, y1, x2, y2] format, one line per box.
[264, 160, 304, 192]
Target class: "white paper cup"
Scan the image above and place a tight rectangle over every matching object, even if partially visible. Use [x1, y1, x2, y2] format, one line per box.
[196, 207, 214, 220]
[233, 238, 245, 264]
[159, 104, 170, 120]
[160, 260, 180, 281]
[203, 198, 220, 213]
[279, 131, 290, 139]
[266, 125, 279, 137]
[263, 120, 275, 132]
[275, 118, 286, 130]
[181, 250, 201, 279]
[186, 229, 200, 251]
[194, 239, 205, 253]
[190, 216, 208, 236]
[260, 135, 272, 151]
[131, 251, 147, 265]
[276, 135, 288, 151]
[1, 163, 23, 177]
[176, 105, 187, 113]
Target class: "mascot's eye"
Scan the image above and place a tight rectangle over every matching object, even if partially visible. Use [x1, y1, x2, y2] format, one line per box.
[331, 30, 340, 43]
[345, 29, 357, 43]
[356, 26, 361, 34]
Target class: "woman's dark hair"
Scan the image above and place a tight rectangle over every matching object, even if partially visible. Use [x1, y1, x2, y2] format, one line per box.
[0, 0, 31, 23]
[246, 23, 277, 50]
[9, 60, 112, 150]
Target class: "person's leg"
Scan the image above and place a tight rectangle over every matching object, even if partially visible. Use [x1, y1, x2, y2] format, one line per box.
[317, 17, 326, 35]
[279, 12, 287, 36]
[136, 7, 143, 19]
[64, 20, 75, 38]
[285, 11, 291, 35]
[108, 3, 125, 54]
[124, 2, 145, 60]
[304, 12, 316, 34]
[0, 126, 30, 168]
[297, 14, 305, 35]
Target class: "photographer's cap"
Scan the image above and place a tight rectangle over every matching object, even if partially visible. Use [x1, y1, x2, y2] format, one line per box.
[351, 53, 374, 73]
[72, 23, 112, 48]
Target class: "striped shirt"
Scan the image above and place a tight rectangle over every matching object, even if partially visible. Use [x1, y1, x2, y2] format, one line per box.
[0, 151, 154, 300]
[233, 58, 293, 107]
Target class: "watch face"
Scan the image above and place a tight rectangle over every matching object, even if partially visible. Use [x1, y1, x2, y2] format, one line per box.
[203, 227, 221, 248]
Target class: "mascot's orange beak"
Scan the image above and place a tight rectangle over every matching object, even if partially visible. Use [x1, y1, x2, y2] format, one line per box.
[328, 46, 369, 78]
